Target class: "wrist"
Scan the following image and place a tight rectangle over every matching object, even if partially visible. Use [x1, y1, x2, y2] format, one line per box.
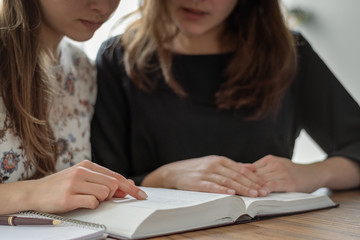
[21, 180, 41, 211]
[322, 157, 360, 190]
[295, 162, 327, 192]
[317, 161, 333, 189]
[142, 166, 170, 188]
[1, 180, 38, 214]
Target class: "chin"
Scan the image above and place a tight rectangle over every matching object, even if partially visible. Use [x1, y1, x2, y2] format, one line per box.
[178, 26, 208, 38]
[68, 33, 95, 42]
[180, 31, 206, 38]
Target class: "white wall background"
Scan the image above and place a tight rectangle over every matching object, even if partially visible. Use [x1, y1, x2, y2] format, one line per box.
[78, 0, 360, 164]
[283, 0, 360, 163]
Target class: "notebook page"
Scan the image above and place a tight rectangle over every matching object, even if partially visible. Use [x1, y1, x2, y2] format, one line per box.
[0, 224, 106, 240]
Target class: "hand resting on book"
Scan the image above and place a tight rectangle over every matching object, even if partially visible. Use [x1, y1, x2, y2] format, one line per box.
[254, 154, 360, 193]
[142, 155, 270, 198]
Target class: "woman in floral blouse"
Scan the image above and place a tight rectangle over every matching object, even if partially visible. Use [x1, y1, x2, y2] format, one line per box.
[0, 0, 147, 215]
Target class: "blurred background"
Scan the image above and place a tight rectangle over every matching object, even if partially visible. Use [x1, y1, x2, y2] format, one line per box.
[75, 0, 360, 164]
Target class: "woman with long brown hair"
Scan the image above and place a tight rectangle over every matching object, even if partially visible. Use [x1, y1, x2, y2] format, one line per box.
[92, 0, 360, 197]
[0, 0, 147, 215]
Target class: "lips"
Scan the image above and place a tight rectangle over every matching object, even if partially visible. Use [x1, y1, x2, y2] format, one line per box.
[80, 20, 103, 31]
[183, 7, 207, 15]
[184, 7, 207, 14]
[181, 7, 208, 20]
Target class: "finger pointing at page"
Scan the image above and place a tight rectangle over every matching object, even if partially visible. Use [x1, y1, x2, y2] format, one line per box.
[76, 161, 148, 200]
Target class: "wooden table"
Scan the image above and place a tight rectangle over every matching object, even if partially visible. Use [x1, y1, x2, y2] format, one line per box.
[150, 190, 360, 240]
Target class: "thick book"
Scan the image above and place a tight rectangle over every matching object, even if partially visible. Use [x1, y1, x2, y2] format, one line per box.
[60, 187, 337, 239]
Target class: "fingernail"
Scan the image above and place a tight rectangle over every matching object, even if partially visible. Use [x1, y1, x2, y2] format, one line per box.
[138, 190, 148, 200]
[259, 189, 267, 196]
[227, 189, 236, 195]
[249, 189, 258, 197]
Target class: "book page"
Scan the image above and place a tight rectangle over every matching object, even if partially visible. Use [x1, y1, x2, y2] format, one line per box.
[242, 192, 320, 207]
[240, 192, 336, 217]
[124, 187, 232, 209]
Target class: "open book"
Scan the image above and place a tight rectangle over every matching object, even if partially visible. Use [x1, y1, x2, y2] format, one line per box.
[60, 187, 337, 239]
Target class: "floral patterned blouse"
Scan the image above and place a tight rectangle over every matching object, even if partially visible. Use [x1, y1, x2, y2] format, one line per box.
[0, 41, 97, 183]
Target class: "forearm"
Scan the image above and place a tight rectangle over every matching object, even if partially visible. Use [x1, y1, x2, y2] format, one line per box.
[254, 155, 360, 193]
[316, 157, 360, 190]
[141, 166, 169, 188]
[0, 180, 37, 215]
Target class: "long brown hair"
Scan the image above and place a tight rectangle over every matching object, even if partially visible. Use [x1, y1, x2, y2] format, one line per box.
[0, 0, 57, 179]
[121, 0, 297, 119]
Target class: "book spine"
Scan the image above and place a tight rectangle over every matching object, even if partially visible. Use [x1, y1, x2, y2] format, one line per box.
[18, 210, 107, 231]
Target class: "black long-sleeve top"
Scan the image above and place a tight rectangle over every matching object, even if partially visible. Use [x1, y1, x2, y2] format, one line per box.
[91, 33, 360, 185]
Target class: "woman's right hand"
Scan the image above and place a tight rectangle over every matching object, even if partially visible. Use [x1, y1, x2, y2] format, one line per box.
[142, 155, 269, 197]
[27, 160, 147, 213]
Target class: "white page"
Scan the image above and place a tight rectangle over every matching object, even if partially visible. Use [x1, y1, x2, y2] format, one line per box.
[126, 187, 232, 209]
[242, 192, 321, 207]
[240, 192, 335, 217]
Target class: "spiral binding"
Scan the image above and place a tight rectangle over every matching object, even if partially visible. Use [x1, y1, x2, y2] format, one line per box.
[18, 210, 107, 231]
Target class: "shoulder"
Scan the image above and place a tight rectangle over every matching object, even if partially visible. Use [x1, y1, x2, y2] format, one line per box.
[59, 39, 95, 74]
[291, 31, 319, 82]
[99, 35, 122, 53]
[59, 39, 96, 83]
[292, 31, 308, 47]
[290, 31, 341, 100]
[291, 31, 315, 60]
[96, 35, 127, 83]
[60, 40, 93, 65]
[56, 40, 97, 103]
[97, 35, 125, 67]
[95, 35, 134, 94]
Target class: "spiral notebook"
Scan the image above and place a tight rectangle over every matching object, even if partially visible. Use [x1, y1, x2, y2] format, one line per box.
[0, 211, 107, 240]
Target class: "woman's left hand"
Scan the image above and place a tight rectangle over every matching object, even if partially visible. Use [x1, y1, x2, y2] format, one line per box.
[253, 155, 320, 193]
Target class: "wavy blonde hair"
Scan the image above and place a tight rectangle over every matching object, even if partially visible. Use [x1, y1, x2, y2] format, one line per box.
[0, 0, 57, 179]
[121, 0, 296, 119]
